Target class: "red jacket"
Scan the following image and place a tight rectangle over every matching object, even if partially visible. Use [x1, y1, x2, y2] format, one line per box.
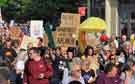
[23, 58, 53, 84]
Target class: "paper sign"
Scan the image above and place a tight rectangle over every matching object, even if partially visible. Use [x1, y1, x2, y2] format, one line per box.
[30, 20, 44, 38]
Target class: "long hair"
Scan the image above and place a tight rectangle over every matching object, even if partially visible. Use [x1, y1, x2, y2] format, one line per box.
[84, 46, 94, 56]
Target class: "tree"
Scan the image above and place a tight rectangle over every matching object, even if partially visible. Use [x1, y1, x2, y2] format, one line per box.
[2, 0, 87, 22]
[0, 0, 8, 7]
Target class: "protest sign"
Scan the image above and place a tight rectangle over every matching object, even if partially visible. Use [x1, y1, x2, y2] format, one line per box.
[9, 26, 21, 39]
[56, 13, 80, 47]
[60, 13, 80, 27]
[56, 27, 77, 47]
[30, 20, 44, 38]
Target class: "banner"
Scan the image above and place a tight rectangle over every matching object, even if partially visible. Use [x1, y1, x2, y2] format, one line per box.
[30, 20, 44, 38]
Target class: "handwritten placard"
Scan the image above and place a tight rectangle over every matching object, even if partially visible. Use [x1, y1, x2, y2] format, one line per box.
[56, 27, 77, 47]
[60, 13, 80, 27]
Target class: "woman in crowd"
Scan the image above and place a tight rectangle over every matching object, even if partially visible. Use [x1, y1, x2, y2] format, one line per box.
[81, 60, 96, 84]
[81, 46, 94, 62]
[98, 45, 112, 71]
[81, 46, 99, 72]
[120, 62, 135, 84]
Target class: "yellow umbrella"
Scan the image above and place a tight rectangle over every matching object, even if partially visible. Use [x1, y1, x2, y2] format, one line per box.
[80, 17, 106, 32]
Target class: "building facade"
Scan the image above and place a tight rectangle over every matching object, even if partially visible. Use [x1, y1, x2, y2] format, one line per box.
[90, 0, 135, 37]
[105, 0, 135, 37]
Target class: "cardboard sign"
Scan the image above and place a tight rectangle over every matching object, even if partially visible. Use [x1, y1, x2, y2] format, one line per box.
[56, 13, 80, 47]
[9, 26, 21, 39]
[60, 13, 80, 27]
[30, 20, 44, 38]
[56, 27, 77, 47]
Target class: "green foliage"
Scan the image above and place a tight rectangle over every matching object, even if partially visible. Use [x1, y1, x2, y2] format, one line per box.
[2, 0, 87, 22]
[0, 0, 8, 6]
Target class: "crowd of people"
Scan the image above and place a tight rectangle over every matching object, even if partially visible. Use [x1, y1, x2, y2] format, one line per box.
[0, 33, 135, 84]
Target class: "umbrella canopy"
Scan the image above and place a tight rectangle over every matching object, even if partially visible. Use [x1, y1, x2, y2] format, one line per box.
[80, 17, 106, 32]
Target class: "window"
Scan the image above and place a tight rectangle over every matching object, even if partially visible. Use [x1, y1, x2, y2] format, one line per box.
[92, 0, 105, 19]
[131, 12, 135, 19]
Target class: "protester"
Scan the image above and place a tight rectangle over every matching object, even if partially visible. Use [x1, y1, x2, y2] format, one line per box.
[81, 60, 96, 84]
[81, 46, 94, 62]
[35, 37, 47, 56]
[15, 49, 28, 84]
[98, 45, 112, 71]
[117, 49, 126, 64]
[120, 64, 135, 84]
[50, 47, 68, 84]
[62, 64, 85, 84]
[81, 45, 99, 70]
[96, 62, 121, 84]
[0, 39, 17, 84]
[0, 25, 135, 84]
[110, 34, 119, 49]
[119, 35, 127, 51]
[66, 47, 75, 70]
[23, 47, 53, 84]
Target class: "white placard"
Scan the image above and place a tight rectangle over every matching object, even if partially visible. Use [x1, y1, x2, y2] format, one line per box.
[30, 20, 44, 38]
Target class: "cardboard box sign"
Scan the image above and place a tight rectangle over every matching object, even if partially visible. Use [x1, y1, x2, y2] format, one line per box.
[56, 13, 80, 47]
[60, 13, 80, 27]
[57, 37, 75, 45]
[56, 27, 77, 47]
[9, 26, 21, 39]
